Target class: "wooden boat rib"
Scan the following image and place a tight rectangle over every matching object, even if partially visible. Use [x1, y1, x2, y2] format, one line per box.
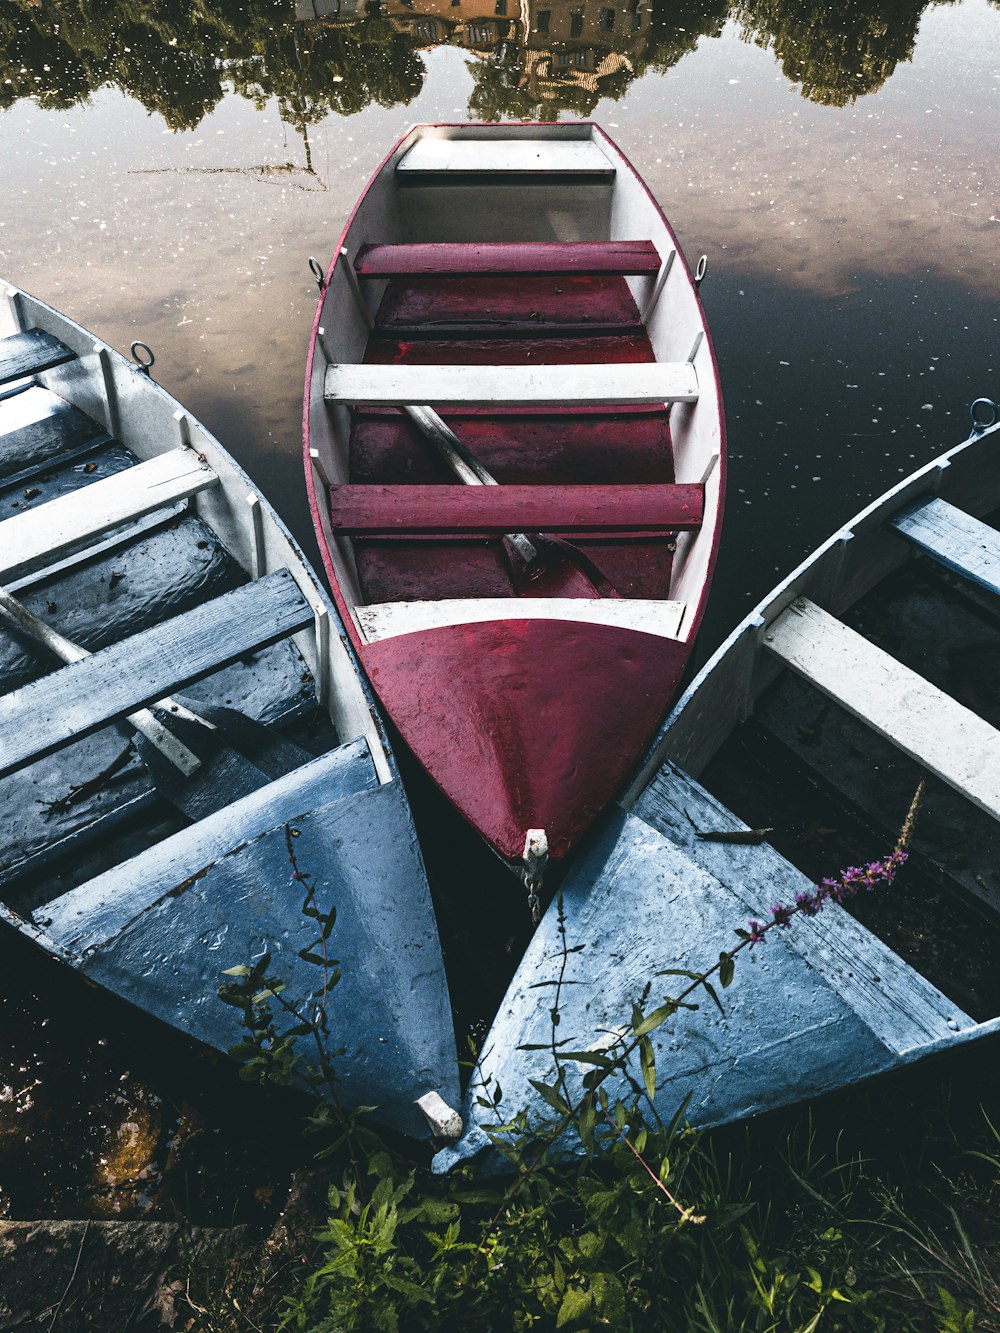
[304, 122, 725, 875]
[434, 402, 1000, 1170]
[0, 284, 460, 1140]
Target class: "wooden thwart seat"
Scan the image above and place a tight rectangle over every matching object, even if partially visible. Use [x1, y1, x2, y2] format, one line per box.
[36, 740, 378, 952]
[631, 762, 973, 1050]
[328, 482, 703, 536]
[355, 241, 661, 279]
[0, 329, 76, 387]
[0, 569, 314, 780]
[763, 596, 1000, 821]
[325, 361, 698, 408]
[396, 138, 614, 178]
[0, 448, 218, 582]
[890, 496, 1000, 598]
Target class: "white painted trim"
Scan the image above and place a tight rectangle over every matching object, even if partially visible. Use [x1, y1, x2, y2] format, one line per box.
[247, 492, 265, 579]
[640, 249, 675, 325]
[340, 249, 374, 333]
[357, 597, 686, 643]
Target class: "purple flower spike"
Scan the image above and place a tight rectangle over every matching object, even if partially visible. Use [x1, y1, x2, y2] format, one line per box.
[771, 902, 793, 928]
[748, 920, 766, 945]
[795, 890, 821, 917]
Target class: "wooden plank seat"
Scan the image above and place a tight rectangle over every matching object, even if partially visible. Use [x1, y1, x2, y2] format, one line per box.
[763, 596, 1000, 822]
[890, 497, 1000, 599]
[0, 568, 314, 780]
[35, 740, 378, 951]
[631, 761, 973, 1051]
[396, 138, 614, 179]
[325, 361, 698, 408]
[0, 329, 76, 387]
[0, 447, 218, 582]
[328, 482, 703, 536]
[355, 241, 661, 279]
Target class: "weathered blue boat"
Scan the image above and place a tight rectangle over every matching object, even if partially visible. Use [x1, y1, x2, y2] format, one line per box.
[435, 398, 1000, 1170]
[0, 283, 460, 1141]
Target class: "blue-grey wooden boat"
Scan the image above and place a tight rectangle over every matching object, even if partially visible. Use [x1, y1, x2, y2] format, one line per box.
[435, 397, 1000, 1170]
[0, 283, 460, 1141]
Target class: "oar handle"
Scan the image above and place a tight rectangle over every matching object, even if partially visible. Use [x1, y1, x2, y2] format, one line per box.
[404, 405, 537, 564]
[0, 586, 202, 776]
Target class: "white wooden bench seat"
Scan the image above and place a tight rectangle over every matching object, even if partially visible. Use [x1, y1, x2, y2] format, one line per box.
[763, 596, 1000, 821]
[324, 362, 699, 409]
[396, 138, 615, 179]
[0, 448, 218, 582]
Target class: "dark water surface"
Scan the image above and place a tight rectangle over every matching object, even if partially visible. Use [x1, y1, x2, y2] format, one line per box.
[0, 0, 997, 1217]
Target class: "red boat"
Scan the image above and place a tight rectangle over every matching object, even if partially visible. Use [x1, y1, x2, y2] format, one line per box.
[303, 122, 726, 883]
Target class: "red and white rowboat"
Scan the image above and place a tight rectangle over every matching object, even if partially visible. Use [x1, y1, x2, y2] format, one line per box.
[303, 122, 726, 879]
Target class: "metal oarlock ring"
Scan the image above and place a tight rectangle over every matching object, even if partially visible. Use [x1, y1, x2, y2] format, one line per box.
[971, 398, 998, 433]
[308, 256, 326, 291]
[130, 341, 155, 375]
[694, 255, 708, 289]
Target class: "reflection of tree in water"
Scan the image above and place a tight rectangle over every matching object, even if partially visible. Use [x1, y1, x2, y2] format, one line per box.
[0, 0, 423, 132]
[0, 0, 962, 128]
[735, 0, 950, 106]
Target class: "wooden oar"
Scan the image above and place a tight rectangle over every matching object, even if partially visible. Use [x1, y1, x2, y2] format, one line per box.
[0, 586, 310, 820]
[403, 405, 618, 599]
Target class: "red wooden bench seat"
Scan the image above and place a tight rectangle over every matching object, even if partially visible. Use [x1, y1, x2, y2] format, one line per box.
[328, 483, 703, 536]
[355, 241, 662, 280]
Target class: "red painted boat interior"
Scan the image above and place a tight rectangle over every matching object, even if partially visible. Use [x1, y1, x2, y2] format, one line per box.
[363, 618, 691, 862]
[345, 268, 682, 604]
[375, 274, 644, 337]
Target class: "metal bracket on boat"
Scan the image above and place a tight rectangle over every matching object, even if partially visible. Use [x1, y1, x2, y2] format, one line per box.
[130, 341, 155, 377]
[522, 828, 549, 925]
[971, 398, 998, 434]
[308, 256, 327, 291]
[416, 1090, 463, 1140]
[694, 255, 708, 290]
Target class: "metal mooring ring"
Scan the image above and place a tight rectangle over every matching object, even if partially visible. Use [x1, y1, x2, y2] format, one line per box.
[130, 341, 155, 375]
[694, 254, 708, 289]
[308, 256, 326, 291]
[970, 398, 999, 433]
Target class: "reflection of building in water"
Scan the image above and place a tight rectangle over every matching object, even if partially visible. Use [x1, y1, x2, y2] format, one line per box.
[298, 0, 651, 101]
[520, 0, 649, 100]
[375, 0, 649, 91]
[380, 0, 516, 50]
